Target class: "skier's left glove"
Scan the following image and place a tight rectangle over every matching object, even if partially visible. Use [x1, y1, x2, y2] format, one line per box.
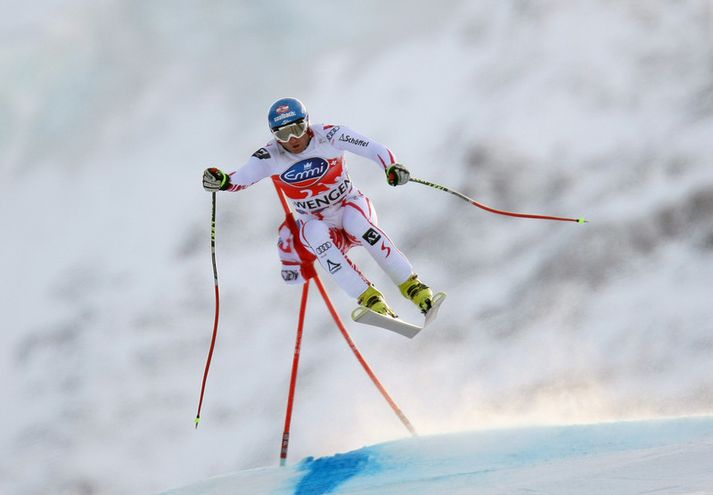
[386, 163, 410, 187]
[203, 167, 231, 191]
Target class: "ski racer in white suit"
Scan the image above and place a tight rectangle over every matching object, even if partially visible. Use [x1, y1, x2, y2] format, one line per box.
[203, 97, 433, 317]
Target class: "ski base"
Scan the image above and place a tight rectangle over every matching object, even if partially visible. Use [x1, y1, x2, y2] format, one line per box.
[351, 292, 447, 338]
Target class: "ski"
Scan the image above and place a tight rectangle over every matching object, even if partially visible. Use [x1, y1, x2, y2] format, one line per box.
[350, 292, 447, 338]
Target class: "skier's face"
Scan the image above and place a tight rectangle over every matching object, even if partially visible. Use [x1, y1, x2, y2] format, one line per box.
[280, 130, 311, 154]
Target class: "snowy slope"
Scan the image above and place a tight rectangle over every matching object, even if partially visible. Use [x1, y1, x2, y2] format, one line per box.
[160, 416, 713, 494]
[1, 1, 713, 494]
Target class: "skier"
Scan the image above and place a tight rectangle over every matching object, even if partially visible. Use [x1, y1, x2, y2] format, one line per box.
[202, 97, 434, 318]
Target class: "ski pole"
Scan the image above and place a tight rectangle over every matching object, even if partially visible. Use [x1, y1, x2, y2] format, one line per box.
[195, 192, 221, 428]
[409, 177, 588, 224]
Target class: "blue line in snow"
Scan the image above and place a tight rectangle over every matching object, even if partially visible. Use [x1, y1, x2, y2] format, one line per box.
[294, 449, 376, 495]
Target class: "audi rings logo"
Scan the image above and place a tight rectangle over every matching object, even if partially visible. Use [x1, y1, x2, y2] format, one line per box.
[316, 241, 332, 256]
[280, 158, 329, 187]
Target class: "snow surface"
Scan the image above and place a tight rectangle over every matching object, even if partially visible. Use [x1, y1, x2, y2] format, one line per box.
[161, 416, 713, 494]
[2, 1, 713, 494]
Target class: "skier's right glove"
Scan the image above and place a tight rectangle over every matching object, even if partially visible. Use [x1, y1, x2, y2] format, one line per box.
[386, 163, 410, 187]
[203, 167, 231, 191]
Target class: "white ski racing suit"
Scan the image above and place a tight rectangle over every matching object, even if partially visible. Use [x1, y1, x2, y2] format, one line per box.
[224, 124, 414, 298]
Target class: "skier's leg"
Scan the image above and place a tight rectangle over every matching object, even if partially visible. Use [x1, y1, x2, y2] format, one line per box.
[341, 196, 413, 285]
[300, 217, 397, 317]
[299, 218, 369, 298]
[342, 196, 434, 313]
[276, 221, 306, 285]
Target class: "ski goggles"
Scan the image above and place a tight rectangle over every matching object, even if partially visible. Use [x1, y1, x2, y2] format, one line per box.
[271, 119, 309, 143]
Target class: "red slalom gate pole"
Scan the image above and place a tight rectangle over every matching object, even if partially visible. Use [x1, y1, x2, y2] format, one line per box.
[313, 275, 418, 437]
[280, 281, 310, 466]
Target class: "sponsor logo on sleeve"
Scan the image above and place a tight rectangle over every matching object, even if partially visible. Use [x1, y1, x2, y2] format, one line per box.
[252, 148, 271, 160]
[362, 228, 382, 246]
[339, 134, 369, 147]
[325, 126, 340, 141]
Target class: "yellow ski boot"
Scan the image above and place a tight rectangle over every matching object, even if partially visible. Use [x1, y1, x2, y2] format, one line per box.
[357, 285, 397, 318]
[399, 274, 434, 314]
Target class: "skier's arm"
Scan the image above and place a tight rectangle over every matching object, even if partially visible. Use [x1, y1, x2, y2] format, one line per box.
[326, 125, 410, 186]
[202, 148, 274, 192]
[327, 125, 397, 170]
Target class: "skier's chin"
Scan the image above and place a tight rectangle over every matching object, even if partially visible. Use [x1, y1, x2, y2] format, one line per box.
[284, 141, 306, 154]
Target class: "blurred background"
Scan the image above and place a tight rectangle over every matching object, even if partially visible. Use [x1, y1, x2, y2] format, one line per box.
[2, 1, 713, 494]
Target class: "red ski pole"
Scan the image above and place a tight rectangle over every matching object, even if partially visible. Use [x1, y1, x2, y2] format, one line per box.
[194, 192, 221, 428]
[280, 281, 310, 466]
[410, 177, 588, 223]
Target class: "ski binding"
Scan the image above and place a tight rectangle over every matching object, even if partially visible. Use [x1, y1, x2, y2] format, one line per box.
[350, 292, 447, 338]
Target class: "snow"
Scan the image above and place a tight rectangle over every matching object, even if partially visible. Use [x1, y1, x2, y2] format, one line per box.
[2, 1, 713, 494]
[160, 416, 713, 494]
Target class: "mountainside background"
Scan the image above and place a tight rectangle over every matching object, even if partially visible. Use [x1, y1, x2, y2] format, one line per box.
[1, 1, 712, 494]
